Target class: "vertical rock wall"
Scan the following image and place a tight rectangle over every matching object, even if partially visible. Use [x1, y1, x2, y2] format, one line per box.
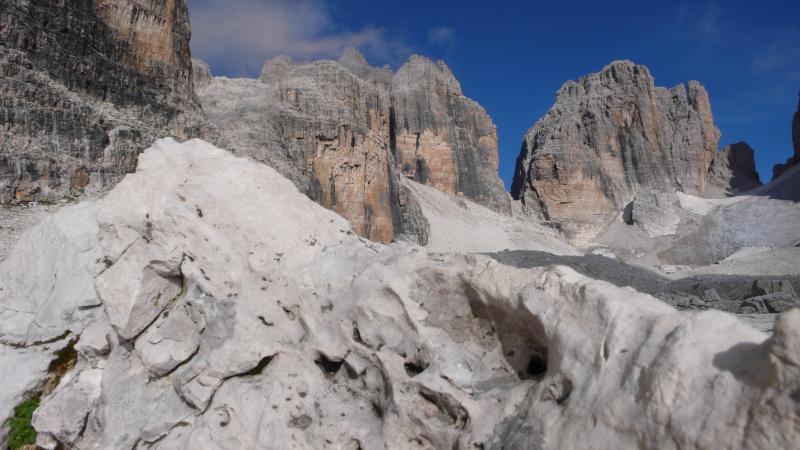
[0, 0, 203, 202]
[511, 61, 723, 242]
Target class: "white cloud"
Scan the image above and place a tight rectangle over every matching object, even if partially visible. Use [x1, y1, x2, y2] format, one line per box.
[188, 0, 408, 76]
[429, 27, 456, 55]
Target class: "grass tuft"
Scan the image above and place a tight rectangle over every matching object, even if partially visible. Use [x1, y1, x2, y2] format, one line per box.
[8, 397, 39, 449]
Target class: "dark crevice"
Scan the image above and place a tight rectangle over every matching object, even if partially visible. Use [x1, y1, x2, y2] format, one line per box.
[315, 354, 344, 379]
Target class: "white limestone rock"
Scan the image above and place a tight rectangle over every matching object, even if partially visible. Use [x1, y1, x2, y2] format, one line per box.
[0, 139, 796, 449]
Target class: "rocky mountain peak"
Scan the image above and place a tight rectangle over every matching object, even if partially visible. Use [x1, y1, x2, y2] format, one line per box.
[393, 54, 463, 96]
[259, 54, 297, 84]
[511, 60, 724, 242]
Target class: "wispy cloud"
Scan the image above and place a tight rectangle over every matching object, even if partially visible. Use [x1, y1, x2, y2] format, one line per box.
[751, 31, 800, 74]
[189, 0, 409, 77]
[677, 1, 723, 40]
[429, 27, 456, 56]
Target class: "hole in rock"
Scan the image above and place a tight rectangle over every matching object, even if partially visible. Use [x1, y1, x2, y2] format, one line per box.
[526, 355, 547, 379]
[463, 284, 549, 381]
[315, 354, 344, 379]
[404, 361, 427, 377]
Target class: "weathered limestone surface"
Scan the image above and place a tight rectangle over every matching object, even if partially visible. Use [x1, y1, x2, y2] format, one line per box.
[0, 139, 797, 450]
[511, 61, 723, 242]
[0, 0, 203, 203]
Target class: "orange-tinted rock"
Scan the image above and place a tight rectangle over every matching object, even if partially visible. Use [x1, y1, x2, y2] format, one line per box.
[0, 0, 202, 203]
[391, 56, 510, 213]
[512, 61, 722, 242]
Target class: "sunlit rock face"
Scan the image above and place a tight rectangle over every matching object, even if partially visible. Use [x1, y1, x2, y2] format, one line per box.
[391, 55, 511, 214]
[511, 60, 723, 242]
[197, 50, 510, 244]
[0, 0, 203, 203]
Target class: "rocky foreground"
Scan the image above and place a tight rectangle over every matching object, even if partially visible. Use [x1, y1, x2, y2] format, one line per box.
[1, 139, 798, 449]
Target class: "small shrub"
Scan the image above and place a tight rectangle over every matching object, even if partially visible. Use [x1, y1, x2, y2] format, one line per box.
[8, 397, 39, 449]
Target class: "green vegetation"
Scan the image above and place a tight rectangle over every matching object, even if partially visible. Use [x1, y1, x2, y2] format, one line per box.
[8, 397, 39, 449]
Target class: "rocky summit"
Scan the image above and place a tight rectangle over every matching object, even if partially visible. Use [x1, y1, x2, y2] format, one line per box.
[196, 50, 509, 245]
[511, 60, 756, 242]
[0, 3, 799, 450]
[0, 0, 203, 203]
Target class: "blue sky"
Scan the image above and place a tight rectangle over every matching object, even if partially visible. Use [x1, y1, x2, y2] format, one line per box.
[190, 0, 800, 187]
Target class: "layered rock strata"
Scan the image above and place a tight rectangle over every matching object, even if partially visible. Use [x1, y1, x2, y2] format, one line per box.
[511, 60, 724, 242]
[197, 58, 427, 244]
[391, 56, 510, 213]
[0, 0, 203, 203]
[0, 139, 798, 449]
[197, 50, 508, 244]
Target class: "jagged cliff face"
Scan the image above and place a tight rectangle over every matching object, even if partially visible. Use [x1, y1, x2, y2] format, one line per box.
[391, 56, 510, 213]
[0, 0, 202, 203]
[198, 51, 508, 244]
[511, 61, 722, 242]
[198, 58, 428, 244]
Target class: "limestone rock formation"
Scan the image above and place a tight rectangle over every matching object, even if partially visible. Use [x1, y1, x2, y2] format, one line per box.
[0, 0, 203, 203]
[198, 50, 508, 244]
[391, 56, 510, 213]
[708, 142, 762, 196]
[0, 139, 798, 449]
[773, 92, 800, 179]
[197, 57, 428, 244]
[511, 60, 722, 242]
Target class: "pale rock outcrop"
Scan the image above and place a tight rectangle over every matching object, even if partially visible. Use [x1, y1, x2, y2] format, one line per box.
[391, 55, 511, 213]
[708, 142, 762, 196]
[626, 189, 681, 237]
[511, 60, 722, 242]
[0, 139, 797, 449]
[0, 0, 204, 203]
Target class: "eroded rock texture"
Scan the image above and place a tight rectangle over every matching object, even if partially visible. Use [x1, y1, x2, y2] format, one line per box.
[0, 0, 203, 203]
[708, 142, 762, 196]
[773, 92, 800, 179]
[198, 50, 508, 244]
[511, 60, 723, 242]
[391, 56, 510, 213]
[0, 139, 797, 450]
